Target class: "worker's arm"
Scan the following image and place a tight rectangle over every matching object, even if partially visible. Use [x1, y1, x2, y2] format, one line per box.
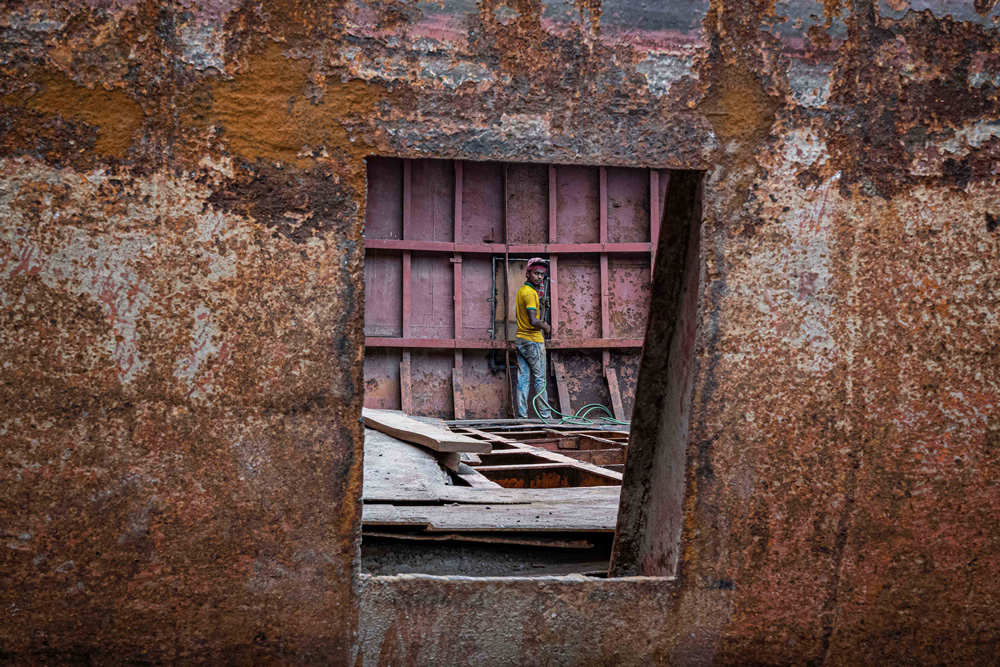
[526, 308, 551, 334]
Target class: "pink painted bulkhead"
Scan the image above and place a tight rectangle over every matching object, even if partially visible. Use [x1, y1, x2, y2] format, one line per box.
[363, 157, 666, 418]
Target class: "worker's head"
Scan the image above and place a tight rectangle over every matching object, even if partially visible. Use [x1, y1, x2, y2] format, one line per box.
[526, 258, 548, 287]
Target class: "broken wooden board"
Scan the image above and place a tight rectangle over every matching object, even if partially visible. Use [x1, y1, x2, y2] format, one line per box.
[363, 408, 491, 453]
[438, 452, 462, 472]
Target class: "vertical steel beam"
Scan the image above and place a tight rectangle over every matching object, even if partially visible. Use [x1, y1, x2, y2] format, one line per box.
[454, 254, 462, 344]
[402, 159, 412, 241]
[600, 254, 611, 341]
[548, 165, 566, 412]
[548, 165, 558, 244]
[453, 255, 464, 418]
[599, 166, 624, 419]
[503, 163, 514, 417]
[400, 160, 413, 413]
[453, 163, 463, 343]
[599, 167, 611, 341]
[548, 166, 559, 339]
[543, 161, 562, 414]
[599, 166, 608, 245]
[452, 161, 465, 418]
[549, 256, 559, 338]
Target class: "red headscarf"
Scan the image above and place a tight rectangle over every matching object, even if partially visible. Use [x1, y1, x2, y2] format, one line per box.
[526, 257, 548, 272]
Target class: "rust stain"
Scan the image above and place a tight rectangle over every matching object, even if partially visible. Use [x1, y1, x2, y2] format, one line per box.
[189, 43, 387, 186]
[3, 70, 145, 158]
[1, 0, 999, 662]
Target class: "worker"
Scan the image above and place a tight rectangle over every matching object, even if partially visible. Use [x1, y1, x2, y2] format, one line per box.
[514, 258, 552, 420]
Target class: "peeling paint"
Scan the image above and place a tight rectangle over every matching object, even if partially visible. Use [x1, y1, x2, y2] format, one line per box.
[0, 0, 998, 662]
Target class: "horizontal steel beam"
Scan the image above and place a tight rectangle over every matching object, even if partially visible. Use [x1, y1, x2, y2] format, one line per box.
[365, 337, 644, 350]
[365, 240, 652, 255]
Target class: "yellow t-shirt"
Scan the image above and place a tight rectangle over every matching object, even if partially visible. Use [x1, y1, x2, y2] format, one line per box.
[516, 284, 545, 343]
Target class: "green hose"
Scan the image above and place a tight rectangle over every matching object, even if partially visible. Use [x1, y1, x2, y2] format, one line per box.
[530, 377, 630, 427]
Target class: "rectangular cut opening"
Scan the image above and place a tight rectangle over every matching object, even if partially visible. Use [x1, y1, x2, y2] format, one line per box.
[360, 158, 702, 578]
[362, 157, 660, 420]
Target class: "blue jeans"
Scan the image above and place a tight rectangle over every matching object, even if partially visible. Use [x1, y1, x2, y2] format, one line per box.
[515, 339, 551, 419]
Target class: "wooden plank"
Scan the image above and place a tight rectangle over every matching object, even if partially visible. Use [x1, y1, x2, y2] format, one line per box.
[363, 408, 492, 453]
[362, 428, 452, 503]
[552, 353, 572, 416]
[435, 449, 483, 471]
[503, 446, 625, 481]
[363, 481, 622, 505]
[605, 366, 626, 422]
[362, 500, 620, 533]
[454, 429, 622, 478]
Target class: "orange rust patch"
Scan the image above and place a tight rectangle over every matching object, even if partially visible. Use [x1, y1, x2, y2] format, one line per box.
[193, 43, 388, 189]
[699, 60, 779, 147]
[697, 58, 780, 225]
[10, 71, 145, 158]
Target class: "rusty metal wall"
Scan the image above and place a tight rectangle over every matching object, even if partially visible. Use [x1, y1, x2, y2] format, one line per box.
[1, 0, 999, 662]
[363, 157, 661, 418]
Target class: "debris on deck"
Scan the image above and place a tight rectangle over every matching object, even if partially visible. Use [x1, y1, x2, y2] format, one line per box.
[361, 410, 629, 576]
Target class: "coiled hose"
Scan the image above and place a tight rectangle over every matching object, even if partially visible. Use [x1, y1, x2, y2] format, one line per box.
[531, 377, 630, 427]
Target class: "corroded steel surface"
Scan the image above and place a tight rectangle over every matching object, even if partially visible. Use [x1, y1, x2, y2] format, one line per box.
[1, 0, 999, 662]
[358, 574, 683, 665]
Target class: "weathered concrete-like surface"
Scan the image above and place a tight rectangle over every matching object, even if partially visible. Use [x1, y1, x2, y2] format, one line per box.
[358, 575, 683, 665]
[1, 0, 999, 662]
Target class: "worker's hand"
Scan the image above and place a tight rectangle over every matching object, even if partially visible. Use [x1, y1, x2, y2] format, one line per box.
[541, 323, 551, 334]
